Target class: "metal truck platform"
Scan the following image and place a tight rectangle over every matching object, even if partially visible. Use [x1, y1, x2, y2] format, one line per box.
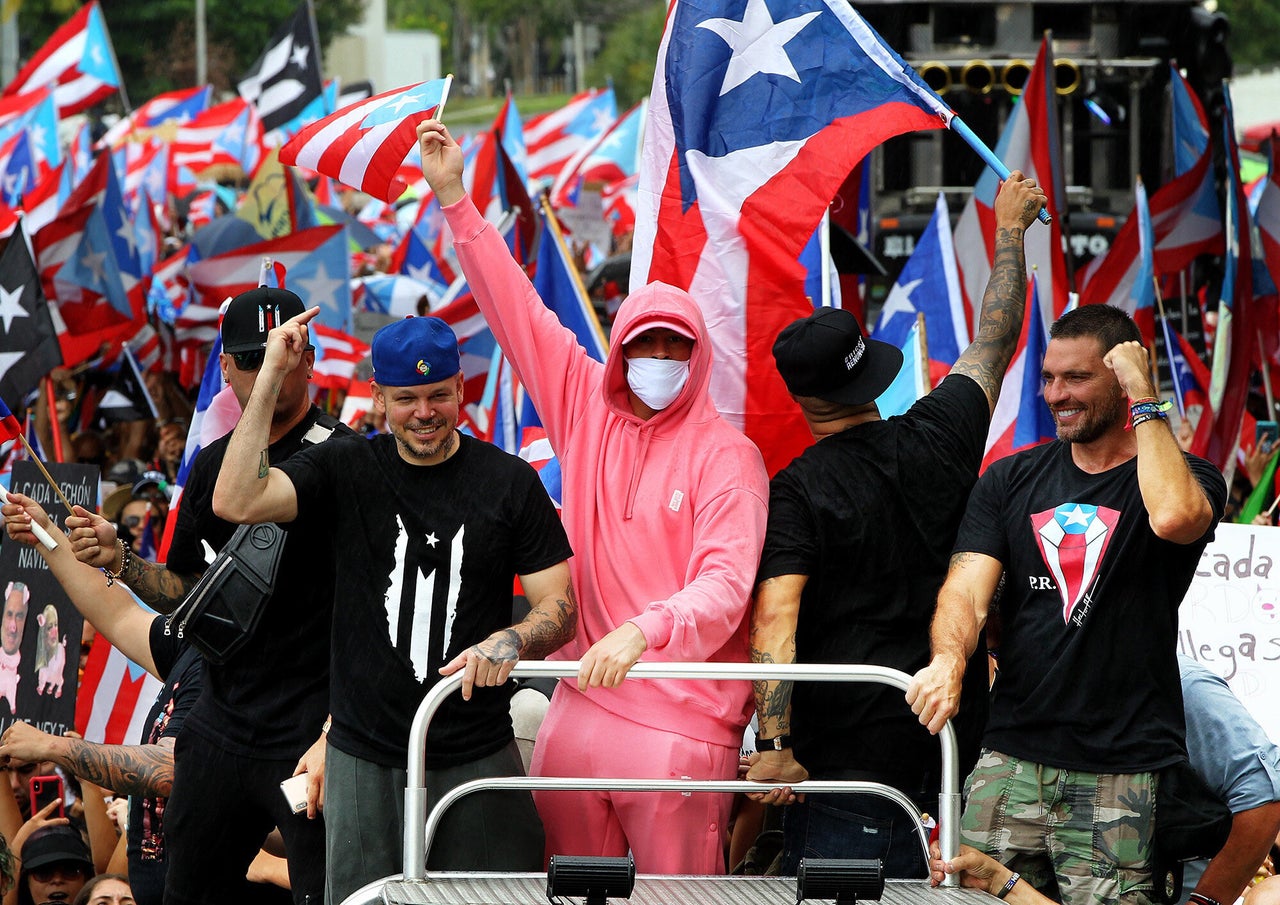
[345, 662, 979, 905]
[379, 875, 987, 905]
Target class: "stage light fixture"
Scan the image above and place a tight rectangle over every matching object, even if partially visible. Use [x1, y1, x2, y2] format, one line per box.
[796, 858, 884, 905]
[546, 853, 636, 905]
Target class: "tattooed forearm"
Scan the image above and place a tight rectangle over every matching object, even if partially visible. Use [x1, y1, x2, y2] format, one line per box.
[62, 738, 175, 797]
[518, 580, 579, 659]
[120, 557, 200, 614]
[751, 643, 796, 734]
[257, 449, 270, 479]
[949, 225, 1028, 410]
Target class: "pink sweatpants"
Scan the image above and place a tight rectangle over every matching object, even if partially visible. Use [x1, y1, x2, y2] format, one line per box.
[530, 683, 738, 874]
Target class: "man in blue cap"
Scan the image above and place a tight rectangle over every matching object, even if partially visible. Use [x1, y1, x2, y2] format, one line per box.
[212, 309, 577, 902]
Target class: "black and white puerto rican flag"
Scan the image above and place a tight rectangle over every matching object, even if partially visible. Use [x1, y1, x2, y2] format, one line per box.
[236, 0, 324, 133]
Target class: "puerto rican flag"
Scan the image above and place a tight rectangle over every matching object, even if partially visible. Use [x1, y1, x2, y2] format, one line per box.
[1161, 316, 1210, 419]
[871, 191, 967, 366]
[1031, 503, 1120, 625]
[75, 637, 164, 746]
[4, 1, 123, 117]
[953, 36, 1069, 339]
[170, 97, 263, 176]
[550, 99, 646, 211]
[525, 87, 617, 186]
[98, 85, 212, 149]
[1079, 66, 1223, 338]
[280, 76, 453, 202]
[312, 323, 369, 391]
[983, 274, 1055, 469]
[630, 0, 953, 474]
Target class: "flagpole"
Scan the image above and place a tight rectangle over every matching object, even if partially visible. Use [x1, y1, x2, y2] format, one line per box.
[947, 115, 1052, 224]
[14, 434, 76, 516]
[96, 0, 130, 112]
[1260, 330, 1275, 418]
[42, 376, 65, 463]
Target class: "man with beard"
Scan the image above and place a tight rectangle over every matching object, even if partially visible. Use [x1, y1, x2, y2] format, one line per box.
[211, 312, 577, 902]
[907, 304, 1227, 905]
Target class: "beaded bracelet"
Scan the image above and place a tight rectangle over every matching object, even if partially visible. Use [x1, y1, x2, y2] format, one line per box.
[102, 538, 131, 588]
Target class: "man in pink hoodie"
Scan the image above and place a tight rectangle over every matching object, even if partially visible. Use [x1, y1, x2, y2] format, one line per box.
[419, 119, 769, 874]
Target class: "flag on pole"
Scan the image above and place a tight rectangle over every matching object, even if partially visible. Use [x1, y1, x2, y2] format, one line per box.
[983, 274, 1055, 468]
[532, 201, 609, 363]
[280, 77, 452, 202]
[1191, 84, 1254, 472]
[0, 396, 19, 443]
[0, 226, 63, 410]
[871, 192, 967, 366]
[237, 0, 324, 133]
[1160, 316, 1210, 420]
[4, 1, 124, 116]
[93, 346, 159, 427]
[630, 0, 953, 475]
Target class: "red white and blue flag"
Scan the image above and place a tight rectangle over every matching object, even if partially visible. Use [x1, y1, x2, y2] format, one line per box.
[631, 0, 953, 474]
[1079, 66, 1223, 337]
[953, 37, 1069, 341]
[550, 99, 646, 211]
[0, 396, 20, 444]
[524, 87, 617, 186]
[280, 76, 452, 202]
[1032, 503, 1120, 625]
[871, 192, 967, 366]
[983, 274, 1055, 469]
[76, 638, 164, 746]
[4, 1, 123, 117]
[1161, 316, 1210, 419]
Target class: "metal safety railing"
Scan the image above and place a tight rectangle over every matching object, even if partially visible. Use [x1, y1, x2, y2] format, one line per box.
[403, 662, 962, 886]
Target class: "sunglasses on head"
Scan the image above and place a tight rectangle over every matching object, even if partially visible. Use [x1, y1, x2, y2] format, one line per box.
[231, 349, 265, 371]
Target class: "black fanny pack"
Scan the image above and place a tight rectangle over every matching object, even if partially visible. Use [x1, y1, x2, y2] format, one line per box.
[163, 411, 342, 664]
[164, 521, 286, 664]
[1154, 757, 1232, 862]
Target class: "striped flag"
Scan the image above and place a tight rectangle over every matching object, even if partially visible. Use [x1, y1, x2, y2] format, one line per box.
[312, 323, 369, 391]
[983, 274, 1055, 468]
[4, 1, 123, 116]
[280, 76, 452, 202]
[75, 637, 164, 746]
[525, 87, 617, 186]
[631, 0, 953, 474]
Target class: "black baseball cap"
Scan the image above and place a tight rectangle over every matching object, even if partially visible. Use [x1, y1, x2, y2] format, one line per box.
[772, 307, 903, 406]
[221, 286, 310, 354]
[21, 825, 92, 874]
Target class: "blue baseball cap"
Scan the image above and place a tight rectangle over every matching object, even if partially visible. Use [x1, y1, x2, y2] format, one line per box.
[371, 317, 461, 387]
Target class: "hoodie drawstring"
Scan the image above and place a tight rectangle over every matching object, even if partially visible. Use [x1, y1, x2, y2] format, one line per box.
[623, 425, 653, 520]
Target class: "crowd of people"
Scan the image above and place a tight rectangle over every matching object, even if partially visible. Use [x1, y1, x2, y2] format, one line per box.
[0, 117, 1273, 905]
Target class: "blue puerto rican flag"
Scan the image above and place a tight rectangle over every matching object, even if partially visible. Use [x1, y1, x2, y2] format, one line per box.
[630, 0, 953, 474]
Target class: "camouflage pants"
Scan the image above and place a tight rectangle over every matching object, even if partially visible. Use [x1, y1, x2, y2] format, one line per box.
[960, 749, 1156, 905]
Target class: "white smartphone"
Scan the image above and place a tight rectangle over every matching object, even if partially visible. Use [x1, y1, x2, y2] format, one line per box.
[280, 773, 310, 814]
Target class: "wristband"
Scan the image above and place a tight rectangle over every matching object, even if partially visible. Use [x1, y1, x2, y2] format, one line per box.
[321, 717, 332, 735]
[1131, 412, 1168, 429]
[1188, 894, 1221, 905]
[756, 734, 792, 751]
[997, 872, 1021, 900]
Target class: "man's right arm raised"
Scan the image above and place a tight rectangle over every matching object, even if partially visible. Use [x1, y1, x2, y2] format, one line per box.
[211, 313, 316, 526]
[948, 171, 1046, 414]
[906, 551, 1004, 735]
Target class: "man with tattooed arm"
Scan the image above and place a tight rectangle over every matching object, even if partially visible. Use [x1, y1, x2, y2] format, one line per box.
[210, 312, 576, 902]
[746, 173, 1046, 875]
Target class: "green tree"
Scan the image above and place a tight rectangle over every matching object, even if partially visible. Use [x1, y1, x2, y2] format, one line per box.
[586, 1, 662, 107]
[18, 0, 367, 107]
[1216, 0, 1280, 70]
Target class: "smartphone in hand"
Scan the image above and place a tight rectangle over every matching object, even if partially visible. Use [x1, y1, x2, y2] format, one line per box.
[1258, 420, 1278, 454]
[30, 774, 64, 819]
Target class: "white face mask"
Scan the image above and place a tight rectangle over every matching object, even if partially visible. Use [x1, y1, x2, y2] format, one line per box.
[626, 357, 690, 411]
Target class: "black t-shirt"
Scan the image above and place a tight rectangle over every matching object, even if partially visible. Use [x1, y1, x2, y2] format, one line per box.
[958, 440, 1227, 772]
[278, 432, 572, 768]
[128, 617, 203, 905]
[166, 406, 355, 758]
[756, 375, 991, 791]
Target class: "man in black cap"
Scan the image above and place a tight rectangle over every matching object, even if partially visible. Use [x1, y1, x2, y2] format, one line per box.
[212, 311, 577, 902]
[745, 172, 1046, 875]
[61, 286, 352, 903]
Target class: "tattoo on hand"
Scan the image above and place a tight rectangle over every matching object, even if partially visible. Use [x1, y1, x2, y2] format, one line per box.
[479, 628, 522, 664]
[257, 450, 270, 479]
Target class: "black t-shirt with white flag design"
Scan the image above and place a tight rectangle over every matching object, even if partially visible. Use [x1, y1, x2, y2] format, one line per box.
[956, 440, 1226, 773]
[279, 432, 572, 769]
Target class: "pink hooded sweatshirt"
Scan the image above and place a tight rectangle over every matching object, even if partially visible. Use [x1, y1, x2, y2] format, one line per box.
[446, 197, 769, 747]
